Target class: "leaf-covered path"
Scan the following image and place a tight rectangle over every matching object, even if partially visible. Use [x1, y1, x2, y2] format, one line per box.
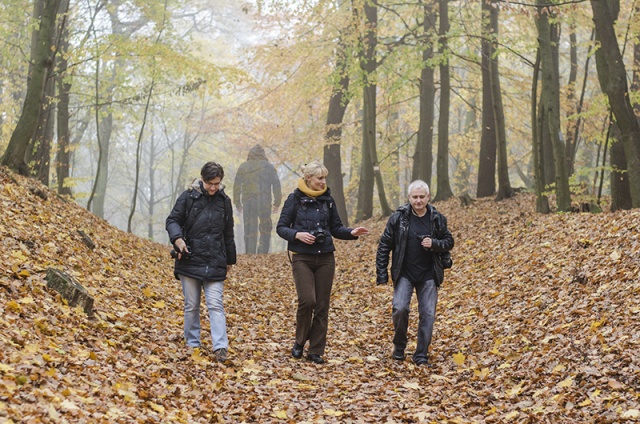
[1, 167, 639, 422]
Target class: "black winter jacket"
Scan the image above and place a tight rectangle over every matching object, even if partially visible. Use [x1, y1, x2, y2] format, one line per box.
[276, 188, 357, 254]
[166, 181, 236, 281]
[376, 203, 454, 287]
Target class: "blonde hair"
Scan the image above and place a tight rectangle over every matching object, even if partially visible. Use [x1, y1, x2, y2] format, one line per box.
[301, 161, 328, 179]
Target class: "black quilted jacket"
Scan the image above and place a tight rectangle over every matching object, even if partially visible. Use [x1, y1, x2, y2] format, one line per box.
[166, 181, 236, 281]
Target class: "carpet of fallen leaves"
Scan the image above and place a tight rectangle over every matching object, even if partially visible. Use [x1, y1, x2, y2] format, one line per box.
[1, 166, 639, 423]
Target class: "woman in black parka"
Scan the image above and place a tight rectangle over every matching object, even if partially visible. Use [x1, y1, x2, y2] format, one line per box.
[276, 161, 368, 364]
[166, 162, 236, 362]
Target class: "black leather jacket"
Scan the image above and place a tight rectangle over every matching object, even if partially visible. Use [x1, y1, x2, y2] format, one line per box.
[376, 203, 454, 287]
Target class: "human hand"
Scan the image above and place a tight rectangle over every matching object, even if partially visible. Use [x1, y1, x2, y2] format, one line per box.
[174, 238, 189, 259]
[236, 205, 243, 214]
[295, 232, 316, 245]
[421, 237, 433, 248]
[351, 227, 369, 237]
[272, 205, 279, 214]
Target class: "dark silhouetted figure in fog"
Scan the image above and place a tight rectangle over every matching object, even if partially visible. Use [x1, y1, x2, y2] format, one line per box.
[233, 144, 282, 254]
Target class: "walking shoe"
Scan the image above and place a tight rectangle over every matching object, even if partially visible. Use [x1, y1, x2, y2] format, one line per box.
[413, 357, 429, 366]
[306, 354, 325, 364]
[213, 348, 228, 362]
[291, 342, 304, 359]
[392, 347, 405, 361]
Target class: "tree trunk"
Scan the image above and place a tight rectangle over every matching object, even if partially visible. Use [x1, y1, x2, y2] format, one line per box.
[147, 131, 157, 240]
[433, 0, 454, 202]
[568, 29, 596, 178]
[324, 43, 350, 226]
[564, 24, 578, 176]
[489, 0, 513, 201]
[536, 5, 571, 211]
[87, 58, 113, 218]
[127, 81, 154, 233]
[412, 0, 437, 187]
[591, 0, 640, 208]
[477, 0, 496, 198]
[1, 0, 61, 175]
[28, 76, 55, 185]
[609, 124, 631, 211]
[532, 49, 551, 213]
[56, 9, 72, 197]
[356, 1, 377, 221]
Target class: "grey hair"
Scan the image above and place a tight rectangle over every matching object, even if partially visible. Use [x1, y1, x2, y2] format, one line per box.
[301, 161, 328, 179]
[407, 180, 430, 196]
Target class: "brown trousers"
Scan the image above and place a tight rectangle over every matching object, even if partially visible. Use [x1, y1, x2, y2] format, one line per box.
[291, 252, 335, 356]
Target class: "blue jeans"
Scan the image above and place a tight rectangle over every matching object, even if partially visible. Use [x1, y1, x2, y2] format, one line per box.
[392, 276, 438, 362]
[179, 275, 228, 350]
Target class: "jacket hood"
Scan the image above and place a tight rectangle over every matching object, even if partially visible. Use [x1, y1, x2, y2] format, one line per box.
[190, 179, 226, 197]
[247, 144, 267, 161]
[190, 178, 203, 193]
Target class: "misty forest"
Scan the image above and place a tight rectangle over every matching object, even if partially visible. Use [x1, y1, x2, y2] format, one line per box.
[1, 0, 639, 422]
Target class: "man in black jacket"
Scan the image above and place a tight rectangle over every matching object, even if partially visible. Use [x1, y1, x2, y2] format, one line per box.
[376, 180, 454, 365]
[233, 144, 282, 254]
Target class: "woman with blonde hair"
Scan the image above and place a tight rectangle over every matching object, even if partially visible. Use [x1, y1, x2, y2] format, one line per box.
[277, 161, 368, 364]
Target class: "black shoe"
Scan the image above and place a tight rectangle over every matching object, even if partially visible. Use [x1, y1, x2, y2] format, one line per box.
[291, 343, 303, 359]
[392, 347, 405, 361]
[413, 357, 429, 366]
[307, 354, 325, 364]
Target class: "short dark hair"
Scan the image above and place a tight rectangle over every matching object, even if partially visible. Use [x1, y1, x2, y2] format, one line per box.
[201, 162, 224, 181]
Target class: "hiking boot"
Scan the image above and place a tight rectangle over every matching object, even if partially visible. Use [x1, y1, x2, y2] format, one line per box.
[213, 348, 228, 362]
[291, 342, 304, 359]
[307, 354, 325, 364]
[413, 357, 429, 366]
[392, 346, 405, 361]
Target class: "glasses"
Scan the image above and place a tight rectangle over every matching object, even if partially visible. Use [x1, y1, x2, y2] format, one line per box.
[203, 180, 221, 188]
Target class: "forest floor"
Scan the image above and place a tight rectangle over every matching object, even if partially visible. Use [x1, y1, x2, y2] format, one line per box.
[0, 166, 639, 423]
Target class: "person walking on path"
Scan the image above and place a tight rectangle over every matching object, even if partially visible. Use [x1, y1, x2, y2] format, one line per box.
[233, 144, 282, 254]
[376, 180, 454, 366]
[276, 161, 369, 364]
[166, 161, 236, 362]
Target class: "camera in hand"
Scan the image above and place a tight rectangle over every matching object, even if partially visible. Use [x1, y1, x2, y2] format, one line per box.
[310, 228, 326, 244]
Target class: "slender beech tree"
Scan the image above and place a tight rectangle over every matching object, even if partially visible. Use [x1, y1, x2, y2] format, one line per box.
[412, 0, 437, 187]
[433, 0, 454, 201]
[355, 0, 392, 220]
[536, 4, 571, 211]
[532, 49, 551, 213]
[56, 0, 72, 196]
[1, 0, 62, 175]
[324, 41, 351, 226]
[487, 0, 513, 201]
[591, 0, 640, 208]
[477, 0, 497, 198]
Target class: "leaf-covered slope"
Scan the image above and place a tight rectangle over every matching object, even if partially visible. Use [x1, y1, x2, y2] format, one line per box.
[1, 166, 638, 423]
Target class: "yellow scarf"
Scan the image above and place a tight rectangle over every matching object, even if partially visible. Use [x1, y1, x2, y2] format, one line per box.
[297, 178, 327, 198]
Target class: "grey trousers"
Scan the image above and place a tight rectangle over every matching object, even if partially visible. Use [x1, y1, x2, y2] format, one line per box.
[242, 198, 272, 254]
[392, 276, 438, 362]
